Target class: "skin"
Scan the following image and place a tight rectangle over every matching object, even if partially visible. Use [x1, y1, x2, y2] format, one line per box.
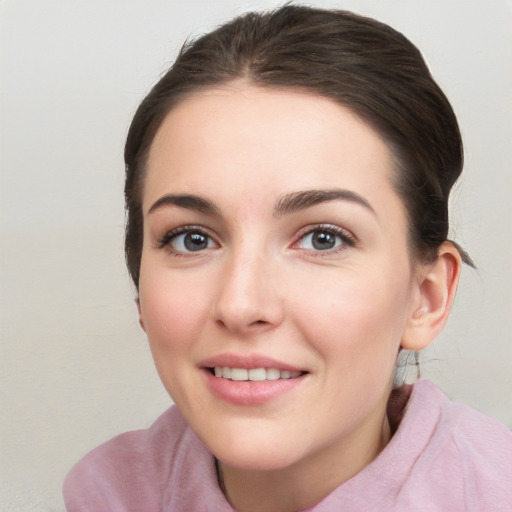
[137, 83, 460, 512]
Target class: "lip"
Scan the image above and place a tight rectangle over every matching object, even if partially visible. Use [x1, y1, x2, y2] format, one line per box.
[199, 353, 308, 406]
[200, 353, 305, 372]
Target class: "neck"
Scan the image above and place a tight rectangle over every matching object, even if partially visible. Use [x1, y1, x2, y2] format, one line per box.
[218, 403, 392, 512]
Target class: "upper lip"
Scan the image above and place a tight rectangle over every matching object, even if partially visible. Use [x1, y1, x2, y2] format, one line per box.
[200, 353, 306, 373]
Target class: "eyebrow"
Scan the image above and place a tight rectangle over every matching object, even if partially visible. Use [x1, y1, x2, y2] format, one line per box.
[274, 188, 376, 217]
[148, 194, 220, 216]
[147, 188, 375, 218]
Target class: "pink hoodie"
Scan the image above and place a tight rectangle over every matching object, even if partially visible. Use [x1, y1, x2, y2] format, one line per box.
[63, 380, 512, 511]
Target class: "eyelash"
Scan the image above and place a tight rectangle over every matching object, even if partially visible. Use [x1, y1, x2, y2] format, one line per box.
[294, 224, 356, 255]
[155, 224, 356, 256]
[155, 225, 217, 256]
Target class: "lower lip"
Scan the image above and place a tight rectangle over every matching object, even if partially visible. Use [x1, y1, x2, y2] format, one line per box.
[202, 369, 307, 405]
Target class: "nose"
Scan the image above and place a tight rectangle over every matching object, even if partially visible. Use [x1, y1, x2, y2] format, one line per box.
[212, 245, 284, 335]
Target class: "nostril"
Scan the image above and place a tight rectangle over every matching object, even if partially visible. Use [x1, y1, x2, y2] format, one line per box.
[249, 319, 269, 328]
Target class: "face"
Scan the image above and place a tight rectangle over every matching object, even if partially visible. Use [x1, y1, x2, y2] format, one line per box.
[138, 84, 420, 474]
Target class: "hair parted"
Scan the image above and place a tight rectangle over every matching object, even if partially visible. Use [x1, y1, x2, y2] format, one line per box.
[124, 3, 472, 288]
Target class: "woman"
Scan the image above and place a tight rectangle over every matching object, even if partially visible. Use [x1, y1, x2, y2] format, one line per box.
[63, 5, 512, 511]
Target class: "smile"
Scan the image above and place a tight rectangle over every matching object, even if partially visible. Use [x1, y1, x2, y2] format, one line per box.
[212, 367, 303, 381]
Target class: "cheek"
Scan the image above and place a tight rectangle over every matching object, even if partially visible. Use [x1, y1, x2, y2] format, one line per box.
[291, 267, 411, 365]
[138, 266, 211, 355]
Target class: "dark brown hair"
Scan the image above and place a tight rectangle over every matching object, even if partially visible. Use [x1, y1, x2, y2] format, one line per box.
[124, 4, 471, 287]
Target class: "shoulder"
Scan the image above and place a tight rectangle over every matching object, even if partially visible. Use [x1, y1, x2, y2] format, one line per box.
[63, 406, 192, 511]
[400, 380, 512, 509]
[289, 380, 511, 512]
[413, 379, 512, 455]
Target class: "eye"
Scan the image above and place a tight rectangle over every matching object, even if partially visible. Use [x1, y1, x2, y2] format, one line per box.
[157, 227, 217, 254]
[296, 226, 355, 252]
[172, 231, 215, 252]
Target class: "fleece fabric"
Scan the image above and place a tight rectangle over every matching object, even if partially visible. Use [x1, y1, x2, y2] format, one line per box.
[63, 380, 512, 511]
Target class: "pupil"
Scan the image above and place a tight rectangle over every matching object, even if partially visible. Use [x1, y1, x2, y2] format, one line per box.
[312, 231, 335, 250]
[184, 232, 207, 251]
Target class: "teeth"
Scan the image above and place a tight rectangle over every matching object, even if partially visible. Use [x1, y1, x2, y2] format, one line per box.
[266, 368, 281, 380]
[213, 367, 302, 381]
[231, 368, 248, 381]
[248, 368, 266, 381]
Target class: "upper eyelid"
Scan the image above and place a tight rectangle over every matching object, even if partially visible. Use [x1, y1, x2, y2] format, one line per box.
[155, 225, 217, 249]
[154, 223, 357, 250]
[294, 224, 357, 242]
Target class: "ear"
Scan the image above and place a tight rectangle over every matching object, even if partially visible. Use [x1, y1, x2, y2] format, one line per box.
[401, 242, 461, 351]
[136, 298, 147, 333]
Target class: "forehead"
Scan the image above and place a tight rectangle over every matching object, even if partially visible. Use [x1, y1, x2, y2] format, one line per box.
[144, 84, 400, 215]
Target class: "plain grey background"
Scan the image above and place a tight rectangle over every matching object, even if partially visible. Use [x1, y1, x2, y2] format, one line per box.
[1, 1, 511, 510]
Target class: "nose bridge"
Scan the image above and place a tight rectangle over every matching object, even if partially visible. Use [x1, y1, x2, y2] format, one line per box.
[213, 235, 281, 333]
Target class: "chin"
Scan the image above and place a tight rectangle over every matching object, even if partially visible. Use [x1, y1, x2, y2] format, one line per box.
[218, 449, 298, 472]
[208, 430, 305, 472]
